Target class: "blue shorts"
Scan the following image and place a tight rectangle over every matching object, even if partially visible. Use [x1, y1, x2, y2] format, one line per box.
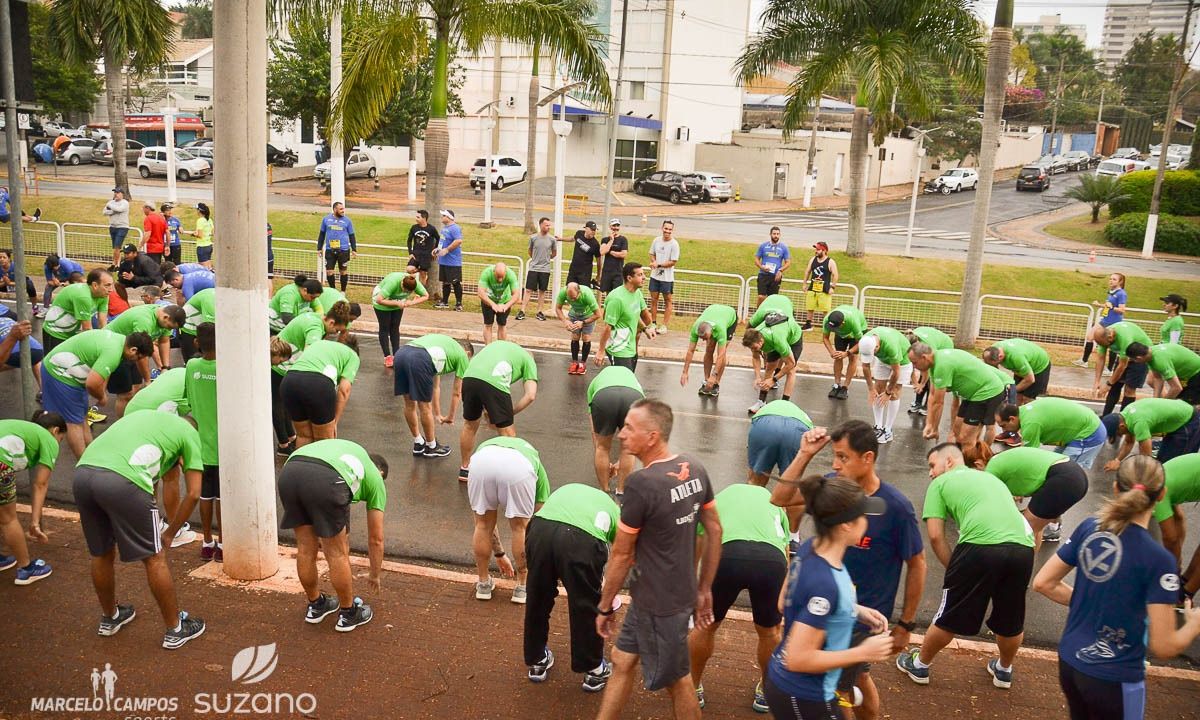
[196, 245, 213, 263]
[393, 345, 436, 402]
[40, 365, 87, 424]
[648, 278, 674, 295]
[5, 344, 43, 368]
[1159, 410, 1200, 464]
[1120, 360, 1148, 390]
[109, 226, 129, 249]
[747, 413, 810, 476]
[1057, 423, 1107, 470]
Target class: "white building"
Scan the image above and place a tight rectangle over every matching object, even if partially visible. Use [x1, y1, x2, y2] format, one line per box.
[1014, 14, 1089, 44]
[1101, 0, 1200, 70]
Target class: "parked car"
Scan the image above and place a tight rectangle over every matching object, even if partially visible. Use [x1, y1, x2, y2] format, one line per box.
[314, 150, 378, 181]
[1129, 159, 1155, 172]
[181, 138, 213, 150]
[55, 138, 97, 165]
[40, 119, 73, 137]
[1015, 164, 1050, 191]
[1109, 147, 1141, 160]
[935, 168, 979, 192]
[1095, 158, 1137, 177]
[468, 156, 526, 190]
[88, 126, 111, 141]
[1061, 151, 1093, 171]
[189, 145, 215, 168]
[633, 170, 705, 204]
[92, 139, 145, 165]
[686, 171, 733, 202]
[136, 146, 211, 181]
[1038, 154, 1071, 174]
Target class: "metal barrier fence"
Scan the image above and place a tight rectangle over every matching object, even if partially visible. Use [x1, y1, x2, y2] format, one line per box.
[859, 285, 963, 335]
[0, 222, 62, 279]
[61, 222, 144, 266]
[978, 295, 1095, 346]
[764, 278, 860, 323]
[554, 265, 748, 318]
[1122, 306, 1200, 349]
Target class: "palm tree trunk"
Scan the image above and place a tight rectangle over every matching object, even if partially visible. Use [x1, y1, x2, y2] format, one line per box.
[104, 47, 130, 198]
[425, 28, 451, 301]
[845, 107, 869, 257]
[522, 47, 540, 234]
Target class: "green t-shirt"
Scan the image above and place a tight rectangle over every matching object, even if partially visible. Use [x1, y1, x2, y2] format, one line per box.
[706, 484, 789, 556]
[108, 303, 170, 341]
[314, 288, 352, 323]
[930, 349, 1006, 402]
[290, 340, 360, 384]
[44, 330, 126, 388]
[78, 411, 203, 495]
[372, 273, 426, 312]
[479, 265, 519, 304]
[43, 283, 108, 340]
[1146, 343, 1200, 383]
[1107, 321, 1152, 356]
[194, 217, 214, 247]
[603, 286, 647, 359]
[125, 367, 190, 416]
[269, 283, 321, 333]
[476, 436, 550, 503]
[753, 400, 812, 426]
[749, 294, 794, 327]
[990, 338, 1050, 376]
[184, 357, 219, 465]
[183, 287, 216, 335]
[690, 305, 738, 346]
[759, 318, 802, 358]
[587, 365, 644, 406]
[275, 313, 328, 376]
[409, 334, 471, 377]
[1161, 315, 1185, 344]
[1153, 454, 1200, 522]
[1018, 397, 1101, 447]
[912, 326, 954, 352]
[1121, 399, 1195, 442]
[463, 340, 538, 393]
[922, 466, 1034, 547]
[985, 447, 1068, 497]
[822, 304, 867, 339]
[866, 326, 911, 367]
[555, 286, 599, 317]
[289, 439, 387, 511]
[535, 483, 620, 544]
[0, 419, 60, 471]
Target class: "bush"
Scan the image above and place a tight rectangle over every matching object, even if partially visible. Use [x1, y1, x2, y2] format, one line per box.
[1104, 212, 1200, 255]
[1109, 169, 1200, 217]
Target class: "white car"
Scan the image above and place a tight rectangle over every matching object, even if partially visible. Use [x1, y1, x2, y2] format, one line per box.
[936, 168, 979, 192]
[1095, 159, 1137, 177]
[469, 156, 526, 190]
[314, 150, 377, 180]
[136, 146, 211, 181]
[40, 119, 74, 137]
[687, 171, 733, 202]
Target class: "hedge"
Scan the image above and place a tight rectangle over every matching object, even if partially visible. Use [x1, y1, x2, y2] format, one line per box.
[1104, 212, 1200, 255]
[1109, 170, 1200, 217]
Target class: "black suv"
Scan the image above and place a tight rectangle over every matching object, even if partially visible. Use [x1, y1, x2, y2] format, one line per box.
[1015, 164, 1050, 191]
[633, 171, 704, 204]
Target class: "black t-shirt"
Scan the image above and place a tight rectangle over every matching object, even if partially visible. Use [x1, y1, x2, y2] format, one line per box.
[407, 223, 440, 260]
[601, 234, 628, 278]
[568, 230, 601, 278]
[619, 453, 715, 615]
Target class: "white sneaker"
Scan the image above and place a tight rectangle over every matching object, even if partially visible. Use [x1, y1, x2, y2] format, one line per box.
[512, 584, 527, 604]
[161, 521, 195, 548]
[1071, 359, 1089, 368]
[747, 400, 766, 416]
[657, 325, 668, 334]
[879, 429, 893, 444]
[475, 577, 495, 601]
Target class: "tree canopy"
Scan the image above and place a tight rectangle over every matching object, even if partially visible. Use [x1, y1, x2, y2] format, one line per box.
[29, 1, 103, 118]
[171, 0, 212, 39]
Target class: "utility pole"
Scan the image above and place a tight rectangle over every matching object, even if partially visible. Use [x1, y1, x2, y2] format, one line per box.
[538, 81, 584, 300]
[1048, 56, 1064, 155]
[600, 0, 629, 227]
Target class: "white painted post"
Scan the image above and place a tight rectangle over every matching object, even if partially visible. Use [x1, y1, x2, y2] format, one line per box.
[482, 117, 495, 228]
[407, 159, 417, 201]
[163, 109, 177, 204]
[329, 9, 345, 206]
[552, 115, 572, 300]
[903, 138, 923, 258]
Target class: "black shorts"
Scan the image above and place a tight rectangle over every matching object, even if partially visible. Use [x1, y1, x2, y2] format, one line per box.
[1180, 376, 1200, 405]
[566, 267, 592, 287]
[764, 676, 840, 720]
[836, 628, 875, 693]
[933, 542, 1034, 638]
[324, 248, 350, 271]
[278, 456, 352, 538]
[834, 335, 857, 353]
[1117, 360, 1148, 390]
[280, 370, 338, 425]
[1058, 659, 1146, 720]
[598, 273, 622, 294]
[765, 337, 803, 364]
[481, 304, 510, 326]
[590, 386, 644, 437]
[462, 376, 515, 428]
[711, 540, 787, 627]
[393, 345, 436, 402]
[200, 465, 220, 501]
[408, 255, 431, 272]
[957, 390, 1006, 426]
[1017, 366, 1052, 400]
[439, 265, 463, 284]
[1028, 461, 1088, 520]
[756, 273, 781, 297]
[106, 358, 141, 395]
[525, 271, 550, 291]
[607, 354, 637, 372]
[73, 465, 162, 562]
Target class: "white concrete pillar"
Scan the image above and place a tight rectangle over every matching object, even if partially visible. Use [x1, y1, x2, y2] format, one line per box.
[329, 10, 345, 205]
[213, 0, 279, 581]
[163, 110, 177, 203]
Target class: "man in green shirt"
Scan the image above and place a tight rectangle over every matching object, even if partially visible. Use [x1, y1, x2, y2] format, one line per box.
[279, 337, 361, 447]
[125, 367, 189, 416]
[742, 314, 803, 415]
[1102, 398, 1200, 470]
[995, 397, 1107, 469]
[268, 275, 324, 334]
[1126, 341, 1200, 403]
[555, 282, 602, 374]
[746, 400, 812, 489]
[1091, 321, 1152, 416]
[394, 333, 475, 458]
[477, 262, 520, 344]
[985, 446, 1087, 551]
[588, 365, 645, 496]
[522, 483, 620, 689]
[279, 438, 388, 633]
[73, 411, 206, 649]
[41, 269, 113, 354]
[898, 443, 1034, 688]
[106, 303, 186, 416]
[1152, 454, 1200, 598]
[595, 262, 654, 372]
[857, 327, 913, 444]
[183, 323, 222, 560]
[906, 326, 953, 415]
[180, 286, 215, 362]
[982, 338, 1052, 404]
[910, 343, 1007, 449]
[0, 412, 66, 586]
[372, 271, 429, 366]
[822, 304, 867, 400]
[459, 339, 539, 480]
[681, 304, 738, 397]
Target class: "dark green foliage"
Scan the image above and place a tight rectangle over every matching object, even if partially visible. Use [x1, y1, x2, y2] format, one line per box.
[1105, 212, 1200, 255]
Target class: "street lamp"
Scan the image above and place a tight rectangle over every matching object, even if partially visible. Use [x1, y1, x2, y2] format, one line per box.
[538, 81, 585, 300]
[902, 126, 940, 258]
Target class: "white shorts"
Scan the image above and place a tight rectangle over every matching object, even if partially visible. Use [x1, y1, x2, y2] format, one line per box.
[467, 445, 537, 519]
[871, 358, 914, 385]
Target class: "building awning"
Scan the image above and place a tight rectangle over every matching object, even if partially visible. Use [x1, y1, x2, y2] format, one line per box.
[90, 113, 206, 132]
[551, 104, 662, 131]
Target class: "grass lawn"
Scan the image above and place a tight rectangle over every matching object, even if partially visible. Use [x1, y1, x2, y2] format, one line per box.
[1043, 210, 1111, 246]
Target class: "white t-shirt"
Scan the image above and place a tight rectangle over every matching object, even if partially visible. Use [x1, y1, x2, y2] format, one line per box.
[650, 237, 680, 282]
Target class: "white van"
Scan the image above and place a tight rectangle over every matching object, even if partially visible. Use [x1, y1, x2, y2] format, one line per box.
[1095, 159, 1136, 177]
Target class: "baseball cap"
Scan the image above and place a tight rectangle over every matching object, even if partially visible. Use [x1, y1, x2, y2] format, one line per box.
[857, 334, 878, 359]
[1101, 413, 1122, 444]
[609, 218, 621, 227]
[825, 309, 845, 329]
[112, 187, 125, 193]
[584, 221, 598, 230]
[813, 493, 888, 528]
[439, 209, 455, 220]
[813, 241, 829, 251]
[121, 243, 138, 254]
[142, 201, 155, 209]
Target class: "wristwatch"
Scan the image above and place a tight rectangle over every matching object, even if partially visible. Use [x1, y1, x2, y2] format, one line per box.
[897, 619, 917, 632]
[598, 606, 616, 616]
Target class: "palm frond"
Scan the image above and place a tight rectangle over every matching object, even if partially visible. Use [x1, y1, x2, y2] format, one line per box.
[333, 11, 427, 140]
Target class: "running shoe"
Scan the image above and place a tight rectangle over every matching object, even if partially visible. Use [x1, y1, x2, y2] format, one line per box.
[997, 431, 1023, 447]
[31, 208, 41, 222]
[512, 584, 527, 604]
[423, 443, 452, 458]
[836, 386, 849, 400]
[614, 490, 624, 505]
[802, 321, 813, 331]
[453, 304, 463, 312]
[908, 402, 922, 415]
[162, 521, 196, 548]
[34, 305, 46, 318]
[828, 385, 840, 398]
[874, 426, 884, 437]
[276, 442, 295, 457]
[918, 405, 928, 416]
[788, 539, 800, 557]
[896, 649, 930, 685]
[200, 541, 216, 560]
[335, 598, 373, 633]
[582, 659, 612, 692]
[835, 687, 863, 707]
[1071, 359, 1089, 368]
[986, 658, 1013, 689]
[434, 301, 449, 309]
[695, 684, 706, 709]
[384, 355, 394, 368]
[458, 466, 470, 482]
[87, 407, 108, 424]
[516, 310, 527, 321]
[14, 559, 52, 585]
[752, 680, 769, 713]
[162, 611, 206, 649]
[536, 312, 547, 321]
[214, 544, 223, 562]
[1042, 522, 1062, 543]
[709, 383, 720, 397]
[475, 577, 495, 601]
[98, 604, 137, 636]
[413, 441, 425, 456]
[697, 385, 711, 397]
[528, 648, 554, 682]
[747, 399, 766, 415]
[0, 555, 15, 571]
[879, 429, 893, 444]
[657, 325, 668, 334]
[305, 593, 340, 624]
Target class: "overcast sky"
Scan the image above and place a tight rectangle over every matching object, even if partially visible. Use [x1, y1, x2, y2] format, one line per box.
[974, 0, 1108, 47]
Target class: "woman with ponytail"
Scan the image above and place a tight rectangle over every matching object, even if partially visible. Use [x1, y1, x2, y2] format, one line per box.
[0, 410, 67, 585]
[1034, 455, 1200, 720]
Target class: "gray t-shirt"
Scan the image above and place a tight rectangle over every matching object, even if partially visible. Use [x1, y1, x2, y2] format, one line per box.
[619, 452, 714, 615]
[650, 237, 680, 282]
[104, 199, 130, 229]
[528, 232, 556, 273]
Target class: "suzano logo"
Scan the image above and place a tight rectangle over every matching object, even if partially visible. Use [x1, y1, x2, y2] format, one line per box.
[231, 643, 279, 684]
[194, 644, 318, 715]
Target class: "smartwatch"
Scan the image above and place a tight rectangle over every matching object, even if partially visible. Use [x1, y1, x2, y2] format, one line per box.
[897, 619, 917, 632]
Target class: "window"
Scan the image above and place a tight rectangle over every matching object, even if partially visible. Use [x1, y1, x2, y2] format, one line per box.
[614, 138, 658, 179]
[628, 81, 645, 100]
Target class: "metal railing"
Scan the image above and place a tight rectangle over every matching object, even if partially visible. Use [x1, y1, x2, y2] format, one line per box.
[555, 265, 748, 318]
[760, 278, 860, 323]
[0, 220, 61, 262]
[859, 285, 963, 334]
[977, 295, 1096, 346]
[61, 222, 144, 266]
[1121, 307, 1200, 350]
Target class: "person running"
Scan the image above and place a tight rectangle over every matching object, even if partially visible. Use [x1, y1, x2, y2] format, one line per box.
[906, 326, 953, 415]
[762, 475, 891, 720]
[743, 306, 803, 415]
[317, 201, 357, 291]
[468, 435, 550, 604]
[1102, 398, 1200, 470]
[594, 400, 721, 720]
[897, 444, 1035, 689]
[681, 304, 737, 397]
[189, 202, 214, 267]
[0, 184, 40, 225]
[986, 446, 1089, 551]
[523, 483, 620, 691]
[517, 216, 557, 321]
[594, 262, 653, 372]
[279, 337, 361, 447]
[597, 219, 629, 300]
[555, 282, 602, 375]
[910, 344, 1007, 448]
[1126, 341, 1200, 402]
[688, 483, 790, 713]
[857, 327, 912, 444]
[42, 253, 84, 309]
[996, 397, 1107, 469]
[566, 221, 602, 288]
[141, 202, 167, 264]
[478, 262, 520, 344]
[1153, 454, 1200, 598]
[587, 365, 644, 497]
[754, 226, 791, 305]
[42, 269, 113, 355]
[180, 286, 215, 363]
[103, 188, 130, 268]
[73, 410, 206, 649]
[279, 438, 387, 633]
[647, 220, 679, 333]
[822, 305, 866, 400]
[162, 203, 182, 266]
[1075, 273, 1127, 369]
[372, 271, 428, 367]
[802, 241, 839, 330]
[393, 333, 474, 458]
[0, 248, 38, 315]
[405, 210, 440, 290]
[982, 337, 1052, 406]
[183, 322, 221, 561]
[1091, 321, 1153, 416]
[435, 209, 464, 310]
[272, 305, 350, 455]
[106, 303, 185, 417]
[41, 330, 153, 459]
[1159, 294, 1187, 344]
[0, 412, 65, 586]
[268, 274, 324, 334]
[459, 339, 539, 481]
[1033, 455, 1200, 720]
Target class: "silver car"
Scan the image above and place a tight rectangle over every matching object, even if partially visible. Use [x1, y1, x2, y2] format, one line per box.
[56, 138, 97, 165]
[189, 145, 215, 168]
[687, 171, 733, 202]
[314, 150, 377, 180]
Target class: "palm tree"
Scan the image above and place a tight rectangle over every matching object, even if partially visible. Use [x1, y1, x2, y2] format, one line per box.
[50, 0, 176, 198]
[1065, 174, 1131, 223]
[737, 0, 984, 257]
